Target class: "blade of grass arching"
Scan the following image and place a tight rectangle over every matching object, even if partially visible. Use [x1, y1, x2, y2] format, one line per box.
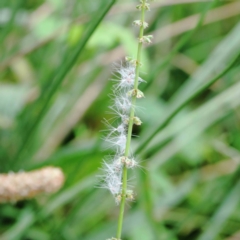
[134, 173, 199, 239]
[136, 49, 239, 157]
[154, 172, 199, 216]
[142, 0, 216, 91]
[136, 21, 240, 156]
[145, 55, 239, 158]
[174, 166, 240, 236]
[25, 139, 99, 170]
[33, 68, 108, 161]
[139, 169, 180, 240]
[197, 177, 240, 240]
[42, 175, 94, 215]
[148, 79, 240, 169]
[56, 190, 114, 238]
[151, 1, 240, 45]
[137, 162, 199, 238]
[15, 0, 116, 162]
[0, 14, 89, 72]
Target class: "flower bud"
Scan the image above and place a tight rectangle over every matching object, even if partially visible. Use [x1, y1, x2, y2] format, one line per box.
[133, 116, 142, 125]
[117, 157, 138, 169]
[115, 193, 122, 205]
[133, 20, 148, 29]
[125, 56, 138, 66]
[136, 2, 150, 11]
[126, 189, 135, 201]
[127, 89, 145, 98]
[138, 35, 153, 44]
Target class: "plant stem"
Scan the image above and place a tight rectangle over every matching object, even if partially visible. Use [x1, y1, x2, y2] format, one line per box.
[116, 1, 146, 238]
[116, 164, 127, 238]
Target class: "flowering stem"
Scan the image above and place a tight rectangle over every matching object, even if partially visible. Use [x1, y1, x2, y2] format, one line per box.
[116, 1, 146, 238]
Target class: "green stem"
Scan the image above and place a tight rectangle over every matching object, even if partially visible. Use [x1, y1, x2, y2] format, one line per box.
[116, 164, 127, 238]
[116, 1, 146, 239]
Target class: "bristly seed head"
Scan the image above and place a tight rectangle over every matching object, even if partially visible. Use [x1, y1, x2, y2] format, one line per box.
[100, 61, 144, 199]
[100, 31, 146, 201]
[112, 63, 144, 91]
[101, 1, 151, 239]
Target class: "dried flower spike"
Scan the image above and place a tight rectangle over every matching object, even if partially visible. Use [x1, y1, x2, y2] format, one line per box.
[0, 166, 65, 203]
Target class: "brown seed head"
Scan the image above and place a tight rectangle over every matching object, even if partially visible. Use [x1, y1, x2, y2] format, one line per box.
[0, 166, 65, 203]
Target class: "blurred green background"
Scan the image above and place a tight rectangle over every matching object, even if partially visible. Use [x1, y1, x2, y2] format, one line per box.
[1, 0, 240, 239]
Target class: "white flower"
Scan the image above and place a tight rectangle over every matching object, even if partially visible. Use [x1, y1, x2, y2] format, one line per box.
[112, 63, 145, 91]
[108, 107, 129, 125]
[102, 119, 126, 138]
[104, 133, 127, 153]
[114, 93, 132, 113]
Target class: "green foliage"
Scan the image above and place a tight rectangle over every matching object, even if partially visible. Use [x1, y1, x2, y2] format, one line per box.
[1, 0, 240, 239]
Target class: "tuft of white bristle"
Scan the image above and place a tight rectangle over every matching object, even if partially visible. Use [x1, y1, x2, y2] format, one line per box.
[100, 62, 143, 199]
